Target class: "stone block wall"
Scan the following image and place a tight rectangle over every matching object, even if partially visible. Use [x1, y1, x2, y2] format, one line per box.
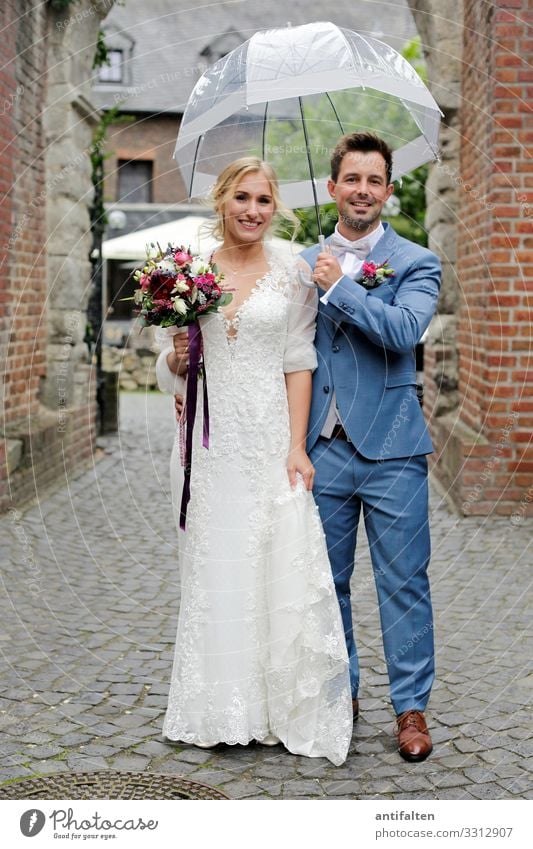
[407, 0, 464, 428]
[103, 347, 157, 391]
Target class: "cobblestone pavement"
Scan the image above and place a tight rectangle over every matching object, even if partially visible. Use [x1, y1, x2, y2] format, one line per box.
[1, 392, 531, 800]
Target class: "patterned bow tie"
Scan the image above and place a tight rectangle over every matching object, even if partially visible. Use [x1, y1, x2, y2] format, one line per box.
[329, 234, 371, 260]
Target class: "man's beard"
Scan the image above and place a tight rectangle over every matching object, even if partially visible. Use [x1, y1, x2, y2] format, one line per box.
[340, 206, 379, 233]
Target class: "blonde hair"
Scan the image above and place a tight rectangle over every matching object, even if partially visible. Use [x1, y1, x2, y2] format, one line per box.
[209, 157, 299, 241]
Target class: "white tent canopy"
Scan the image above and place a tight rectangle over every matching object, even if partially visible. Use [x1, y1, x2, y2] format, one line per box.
[102, 215, 306, 261]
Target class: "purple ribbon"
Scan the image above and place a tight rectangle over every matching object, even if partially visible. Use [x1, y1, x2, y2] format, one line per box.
[179, 321, 210, 530]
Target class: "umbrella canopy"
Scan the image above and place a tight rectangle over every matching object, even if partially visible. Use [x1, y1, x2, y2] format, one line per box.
[175, 21, 442, 208]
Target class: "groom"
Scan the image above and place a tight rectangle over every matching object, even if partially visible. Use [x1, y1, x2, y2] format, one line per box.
[301, 132, 441, 762]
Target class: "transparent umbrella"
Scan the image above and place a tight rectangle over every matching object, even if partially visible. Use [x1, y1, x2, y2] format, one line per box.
[174, 20, 442, 234]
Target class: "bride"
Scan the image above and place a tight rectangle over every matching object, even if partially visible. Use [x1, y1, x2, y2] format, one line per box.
[155, 157, 352, 765]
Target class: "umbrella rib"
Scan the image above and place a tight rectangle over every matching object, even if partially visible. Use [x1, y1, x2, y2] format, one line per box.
[325, 92, 346, 135]
[188, 134, 203, 199]
[261, 101, 269, 161]
[298, 96, 321, 237]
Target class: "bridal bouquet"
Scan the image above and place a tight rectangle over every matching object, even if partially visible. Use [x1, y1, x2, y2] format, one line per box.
[130, 244, 231, 531]
[131, 244, 230, 327]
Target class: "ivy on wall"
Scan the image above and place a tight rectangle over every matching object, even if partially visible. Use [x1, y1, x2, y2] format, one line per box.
[49, 0, 76, 11]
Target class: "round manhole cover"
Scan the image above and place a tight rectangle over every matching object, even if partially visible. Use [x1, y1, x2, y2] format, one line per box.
[0, 770, 229, 800]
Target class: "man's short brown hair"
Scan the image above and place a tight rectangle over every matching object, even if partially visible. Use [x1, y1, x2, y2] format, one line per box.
[330, 132, 393, 184]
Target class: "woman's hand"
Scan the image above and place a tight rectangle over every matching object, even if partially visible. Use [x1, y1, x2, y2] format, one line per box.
[168, 332, 189, 376]
[174, 393, 184, 421]
[287, 447, 315, 491]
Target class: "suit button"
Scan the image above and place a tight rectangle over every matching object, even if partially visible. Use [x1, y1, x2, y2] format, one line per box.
[332, 345, 340, 353]
[323, 385, 330, 394]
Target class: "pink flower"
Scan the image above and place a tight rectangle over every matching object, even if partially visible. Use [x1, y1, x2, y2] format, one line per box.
[358, 259, 395, 289]
[174, 250, 192, 266]
[194, 274, 213, 288]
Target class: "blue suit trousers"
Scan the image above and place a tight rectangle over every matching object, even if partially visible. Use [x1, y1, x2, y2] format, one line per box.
[310, 435, 435, 715]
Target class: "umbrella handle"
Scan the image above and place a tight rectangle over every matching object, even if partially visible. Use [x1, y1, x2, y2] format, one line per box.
[296, 233, 331, 289]
[297, 266, 316, 289]
[296, 235, 329, 289]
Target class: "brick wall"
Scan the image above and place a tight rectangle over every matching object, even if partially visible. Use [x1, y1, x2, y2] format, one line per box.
[0, 2, 48, 426]
[0, 1, 15, 502]
[0, 1, 49, 507]
[104, 114, 187, 204]
[0, 3, 17, 375]
[430, 0, 533, 516]
[0, 1, 105, 512]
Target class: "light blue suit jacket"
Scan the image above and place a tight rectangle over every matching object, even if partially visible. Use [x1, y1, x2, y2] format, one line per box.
[302, 223, 441, 460]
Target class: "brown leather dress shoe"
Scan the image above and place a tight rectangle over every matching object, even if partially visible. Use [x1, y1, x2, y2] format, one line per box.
[396, 710, 433, 762]
[352, 698, 359, 721]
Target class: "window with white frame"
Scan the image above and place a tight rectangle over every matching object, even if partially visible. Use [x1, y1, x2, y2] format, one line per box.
[98, 49, 123, 83]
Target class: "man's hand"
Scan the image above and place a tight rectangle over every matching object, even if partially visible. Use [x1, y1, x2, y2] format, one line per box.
[174, 393, 184, 421]
[287, 447, 315, 491]
[312, 251, 343, 291]
[172, 332, 189, 376]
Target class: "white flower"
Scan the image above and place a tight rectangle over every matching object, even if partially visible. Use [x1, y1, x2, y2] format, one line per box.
[133, 289, 143, 304]
[157, 259, 176, 273]
[189, 286, 198, 304]
[172, 280, 189, 293]
[172, 298, 188, 315]
[189, 258, 206, 277]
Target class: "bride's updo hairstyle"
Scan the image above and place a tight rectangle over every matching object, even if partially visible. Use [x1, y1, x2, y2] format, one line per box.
[210, 157, 299, 241]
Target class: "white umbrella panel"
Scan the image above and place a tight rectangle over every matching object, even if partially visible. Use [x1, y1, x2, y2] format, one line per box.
[175, 21, 442, 213]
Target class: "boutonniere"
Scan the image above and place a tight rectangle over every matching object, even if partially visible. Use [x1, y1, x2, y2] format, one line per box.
[358, 260, 395, 289]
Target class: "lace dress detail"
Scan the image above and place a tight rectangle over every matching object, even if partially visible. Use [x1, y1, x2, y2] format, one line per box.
[158, 249, 352, 765]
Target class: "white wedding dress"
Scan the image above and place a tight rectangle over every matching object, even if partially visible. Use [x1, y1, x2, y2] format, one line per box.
[155, 249, 352, 765]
